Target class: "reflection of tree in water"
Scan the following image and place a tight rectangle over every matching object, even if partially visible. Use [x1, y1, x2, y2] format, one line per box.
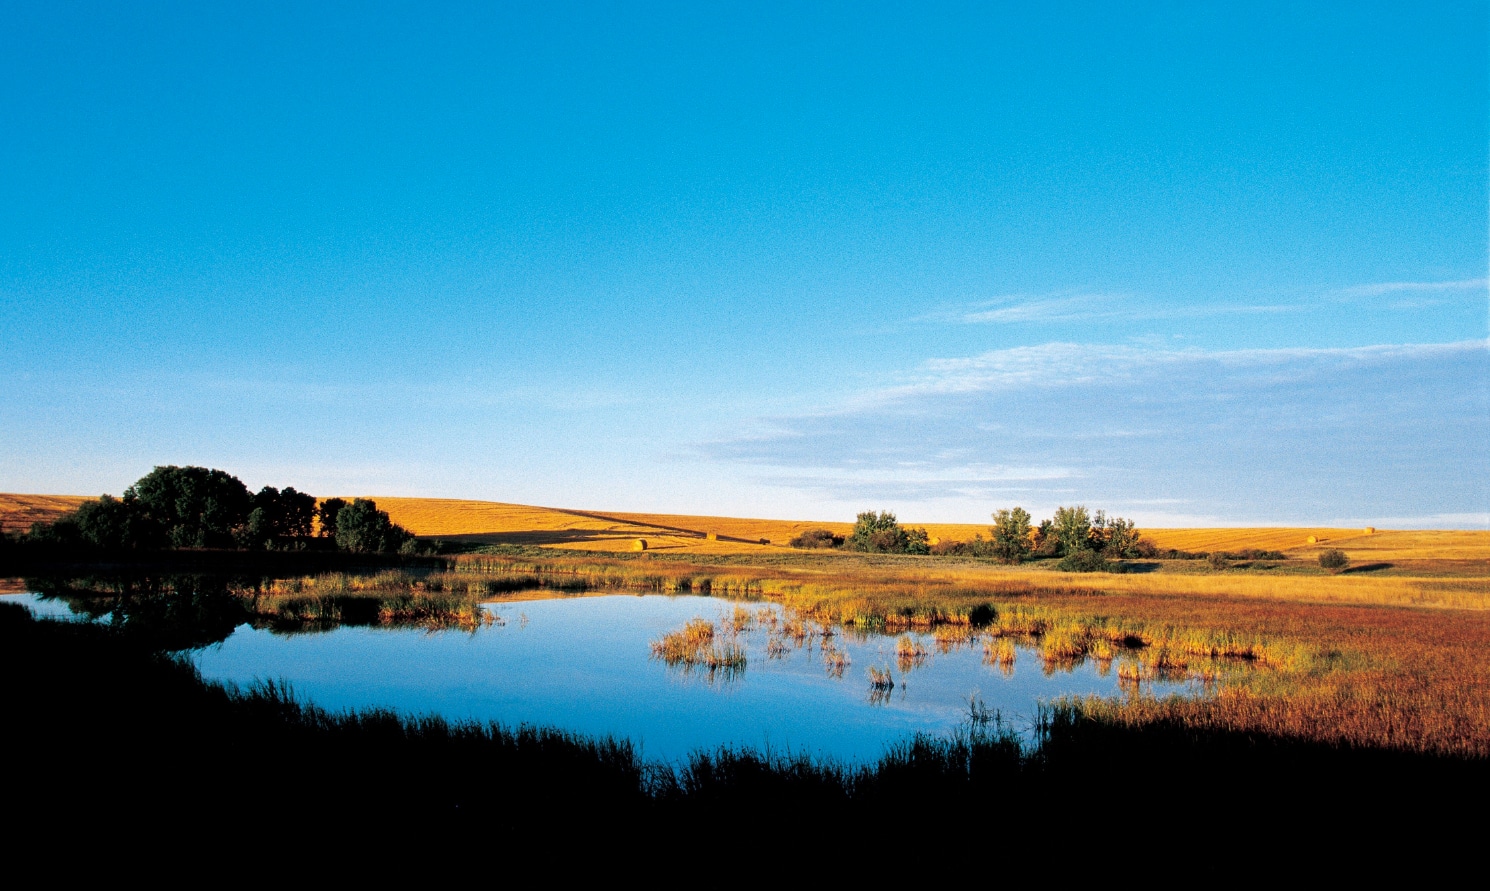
[26, 570, 499, 650]
[28, 574, 249, 651]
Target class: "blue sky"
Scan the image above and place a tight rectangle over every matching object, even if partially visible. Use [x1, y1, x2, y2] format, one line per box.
[2, 1, 1486, 526]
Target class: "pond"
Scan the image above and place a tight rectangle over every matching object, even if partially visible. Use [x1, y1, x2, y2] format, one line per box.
[3, 590, 1196, 764]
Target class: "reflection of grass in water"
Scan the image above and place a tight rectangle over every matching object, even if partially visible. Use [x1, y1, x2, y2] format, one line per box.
[895, 635, 928, 671]
[866, 665, 897, 706]
[822, 645, 849, 678]
[932, 624, 976, 653]
[254, 589, 495, 632]
[983, 638, 1017, 676]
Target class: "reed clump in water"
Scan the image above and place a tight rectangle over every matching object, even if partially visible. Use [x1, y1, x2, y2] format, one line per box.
[650, 618, 747, 675]
[895, 635, 928, 670]
[822, 644, 850, 678]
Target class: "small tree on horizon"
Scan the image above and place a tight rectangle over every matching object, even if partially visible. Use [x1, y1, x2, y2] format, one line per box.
[989, 507, 1033, 563]
[1050, 506, 1093, 556]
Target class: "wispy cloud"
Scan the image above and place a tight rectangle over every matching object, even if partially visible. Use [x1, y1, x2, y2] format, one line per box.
[938, 292, 1298, 325]
[934, 278, 1488, 327]
[703, 340, 1490, 525]
[1335, 278, 1488, 298]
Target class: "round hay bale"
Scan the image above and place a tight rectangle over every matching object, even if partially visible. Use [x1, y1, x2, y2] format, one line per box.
[631, 539, 648, 551]
[1363, 527, 1375, 535]
[705, 531, 718, 541]
[1306, 536, 1318, 544]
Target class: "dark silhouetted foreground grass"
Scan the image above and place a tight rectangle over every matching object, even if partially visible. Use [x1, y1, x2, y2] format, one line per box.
[2, 600, 1484, 852]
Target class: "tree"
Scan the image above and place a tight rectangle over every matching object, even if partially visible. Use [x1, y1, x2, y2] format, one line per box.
[1050, 506, 1092, 556]
[71, 494, 160, 550]
[317, 498, 348, 539]
[845, 511, 930, 555]
[1098, 516, 1141, 559]
[332, 499, 413, 554]
[989, 507, 1033, 563]
[240, 486, 317, 549]
[123, 466, 253, 549]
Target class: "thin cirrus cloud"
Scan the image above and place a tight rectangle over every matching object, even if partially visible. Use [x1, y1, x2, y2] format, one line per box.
[944, 294, 1298, 325]
[938, 278, 1487, 326]
[707, 340, 1489, 526]
[1334, 278, 1488, 298]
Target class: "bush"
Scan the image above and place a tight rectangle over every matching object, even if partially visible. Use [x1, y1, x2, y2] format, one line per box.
[789, 528, 844, 549]
[1057, 549, 1120, 573]
[930, 536, 996, 557]
[1319, 549, 1350, 570]
[1207, 552, 1229, 570]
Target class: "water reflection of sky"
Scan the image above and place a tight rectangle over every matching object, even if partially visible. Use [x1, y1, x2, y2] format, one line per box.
[5, 592, 1196, 764]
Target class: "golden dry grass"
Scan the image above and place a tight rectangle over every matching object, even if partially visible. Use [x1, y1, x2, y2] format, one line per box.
[361, 497, 1490, 564]
[0, 494, 91, 534]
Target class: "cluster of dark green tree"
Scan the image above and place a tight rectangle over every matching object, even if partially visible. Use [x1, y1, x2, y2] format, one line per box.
[15, 465, 418, 555]
[791, 505, 1142, 569]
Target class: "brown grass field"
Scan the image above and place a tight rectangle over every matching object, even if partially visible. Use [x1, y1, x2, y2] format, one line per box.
[6, 492, 1489, 756]
[0, 494, 91, 534]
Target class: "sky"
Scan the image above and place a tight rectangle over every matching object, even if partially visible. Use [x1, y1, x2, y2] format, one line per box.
[1, 1, 1486, 527]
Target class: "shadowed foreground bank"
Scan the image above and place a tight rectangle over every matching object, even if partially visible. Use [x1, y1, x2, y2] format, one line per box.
[2, 601, 1484, 849]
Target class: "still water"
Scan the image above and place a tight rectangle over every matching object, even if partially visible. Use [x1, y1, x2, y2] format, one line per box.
[6, 591, 1193, 763]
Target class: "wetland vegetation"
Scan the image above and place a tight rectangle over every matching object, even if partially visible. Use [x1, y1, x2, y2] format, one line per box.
[3, 486, 1488, 836]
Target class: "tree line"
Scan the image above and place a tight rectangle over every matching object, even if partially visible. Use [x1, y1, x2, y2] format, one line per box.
[791, 505, 1144, 570]
[11, 465, 420, 556]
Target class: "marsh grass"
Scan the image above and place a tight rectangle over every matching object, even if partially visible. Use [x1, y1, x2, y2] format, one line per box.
[650, 618, 747, 678]
[822, 644, 850, 678]
[895, 635, 928, 671]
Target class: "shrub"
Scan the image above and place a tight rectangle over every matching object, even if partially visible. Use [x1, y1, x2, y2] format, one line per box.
[1207, 552, 1229, 570]
[789, 528, 844, 549]
[1057, 549, 1119, 573]
[930, 536, 996, 557]
[1319, 549, 1350, 570]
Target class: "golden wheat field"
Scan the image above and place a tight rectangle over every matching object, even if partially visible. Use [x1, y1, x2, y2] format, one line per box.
[0, 494, 90, 534]
[6, 493, 1490, 567]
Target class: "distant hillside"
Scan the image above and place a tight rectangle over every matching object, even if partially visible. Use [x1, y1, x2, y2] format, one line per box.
[4, 493, 1485, 562]
[0, 494, 91, 534]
